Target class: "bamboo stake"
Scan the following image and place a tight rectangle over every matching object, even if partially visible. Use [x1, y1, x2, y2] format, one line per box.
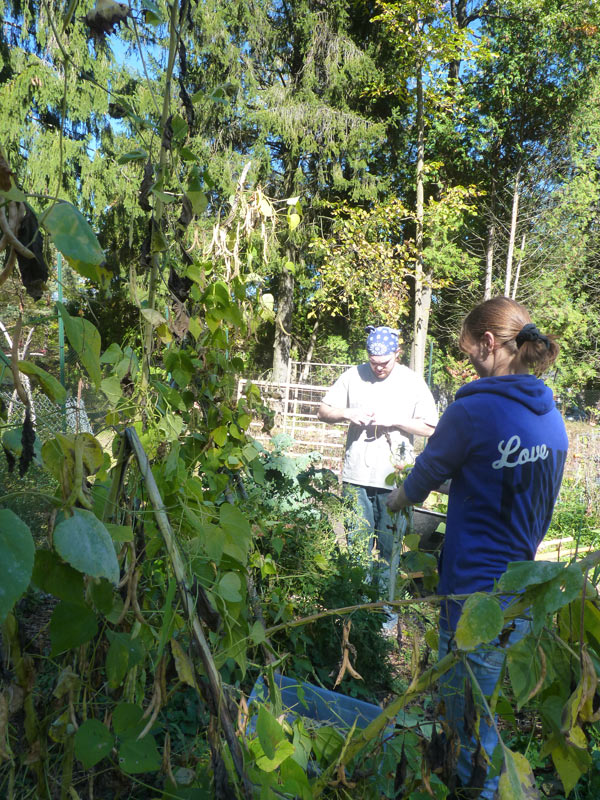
[123, 427, 252, 799]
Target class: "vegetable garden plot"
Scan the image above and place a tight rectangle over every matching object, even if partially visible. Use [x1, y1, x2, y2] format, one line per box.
[237, 377, 347, 473]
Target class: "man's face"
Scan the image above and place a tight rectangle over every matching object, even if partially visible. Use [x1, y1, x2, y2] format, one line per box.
[368, 351, 398, 380]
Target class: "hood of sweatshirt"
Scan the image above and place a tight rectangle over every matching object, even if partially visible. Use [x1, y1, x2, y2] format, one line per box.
[455, 374, 556, 416]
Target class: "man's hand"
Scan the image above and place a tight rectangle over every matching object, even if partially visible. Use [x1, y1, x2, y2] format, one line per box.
[387, 484, 411, 512]
[345, 408, 374, 426]
[369, 413, 435, 438]
[318, 402, 374, 426]
[370, 413, 400, 428]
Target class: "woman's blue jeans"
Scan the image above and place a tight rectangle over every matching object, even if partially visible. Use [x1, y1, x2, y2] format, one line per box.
[437, 618, 531, 798]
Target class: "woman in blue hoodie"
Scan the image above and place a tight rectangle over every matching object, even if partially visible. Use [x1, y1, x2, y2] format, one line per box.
[387, 296, 568, 798]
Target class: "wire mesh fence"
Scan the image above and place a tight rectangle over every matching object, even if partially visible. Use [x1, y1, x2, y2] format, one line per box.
[0, 389, 93, 441]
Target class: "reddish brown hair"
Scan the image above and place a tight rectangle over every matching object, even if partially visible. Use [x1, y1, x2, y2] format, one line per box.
[459, 296, 559, 375]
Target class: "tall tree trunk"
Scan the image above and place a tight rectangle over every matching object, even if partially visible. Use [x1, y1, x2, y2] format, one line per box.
[411, 60, 427, 377]
[511, 233, 526, 299]
[271, 143, 299, 381]
[484, 222, 495, 300]
[272, 262, 294, 382]
[504, 169, 521, 297]
[484, 180, 496, 299]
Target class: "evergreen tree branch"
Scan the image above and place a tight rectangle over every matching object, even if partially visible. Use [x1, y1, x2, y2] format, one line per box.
[131, 16, 162, 119]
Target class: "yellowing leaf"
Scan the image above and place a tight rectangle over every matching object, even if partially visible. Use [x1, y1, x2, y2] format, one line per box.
[288, 212, 301, 231]
[498, 749, 538, 799]
[258, 194, 274, 217]
[140, 308, 167, 327]
[170, 638, 197, 688]
[18, 360, 66, 404]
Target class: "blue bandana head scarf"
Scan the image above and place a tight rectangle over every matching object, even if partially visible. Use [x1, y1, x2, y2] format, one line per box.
[365, 325, 400, 356]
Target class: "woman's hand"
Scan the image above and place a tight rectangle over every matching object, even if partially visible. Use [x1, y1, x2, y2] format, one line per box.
[387, 484, 410, 512]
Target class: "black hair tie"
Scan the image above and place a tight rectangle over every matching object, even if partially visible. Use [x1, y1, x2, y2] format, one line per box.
[516, 323, 550, 350]
[364, 325, 376, 334]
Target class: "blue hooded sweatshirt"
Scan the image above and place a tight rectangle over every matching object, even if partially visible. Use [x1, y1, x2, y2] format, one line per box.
[403, 374, 568, 631]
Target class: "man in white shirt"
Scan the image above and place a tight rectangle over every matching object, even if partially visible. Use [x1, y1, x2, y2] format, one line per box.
[318, 326, 438, 594]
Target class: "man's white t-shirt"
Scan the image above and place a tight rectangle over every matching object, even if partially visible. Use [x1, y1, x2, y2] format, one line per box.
[322, 363, 438, 489]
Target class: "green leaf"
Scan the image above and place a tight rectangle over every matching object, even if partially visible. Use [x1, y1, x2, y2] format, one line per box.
[141, 0, 163, 25]
[100, 342, 123, 365]
[50, 601, 98, 655]
[186, 165, 208, 215]
[113, 703, 146, 739]
[254, 739, 295, 773]
[217, 572, 242, 602]
[0, 184, 26, 202]
[150, 226, 169, 253]
[220, 504, 252, 565]
[217, 626, 248, 675]
[530, 566, 583, 633]
[106, 633, 145, 688]
[105, 523, 134, 543]
[454, 593, 504, 651]
[186, 190, 208, 216]
[89, 578, 114, 615]
[506, 636, 544, 709]
[56, 303, 102, 386]
[280, 754, 311, 797]
[54, 509, 120, 585]
[0, 509, 35, 623]
[212, 426, 227, 446]
[156, 578, 177, 663]
[498, 748, 539, 799]
[31, 549, 85, 604]
[18, 361, 66, 404]
[171, 115, 188, 142]
[238, 414, 252, 432]
[74, 719, 115, 769]
[498, 561, 564, 593]
[250, 621, 266, 645]
[257, 705, 284, 760]
[188, 316, 202, 339]
[199, 522, 224, 564]
[43, 203, 107, 283]
[118, 736, 161, 774]
[180, 147, 200, 162]
[151, 187, 177, 205]
[116, 149, 148, 164]
[101, 375, 123, 406]
[312, 726, 344, 763]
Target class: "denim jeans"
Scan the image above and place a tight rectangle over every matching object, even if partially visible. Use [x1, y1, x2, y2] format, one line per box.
[437, 618, 531, 798]
[342, 483, 409, 596]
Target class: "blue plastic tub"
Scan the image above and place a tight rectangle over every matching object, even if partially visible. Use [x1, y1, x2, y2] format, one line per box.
[248, 672, 388, 732]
